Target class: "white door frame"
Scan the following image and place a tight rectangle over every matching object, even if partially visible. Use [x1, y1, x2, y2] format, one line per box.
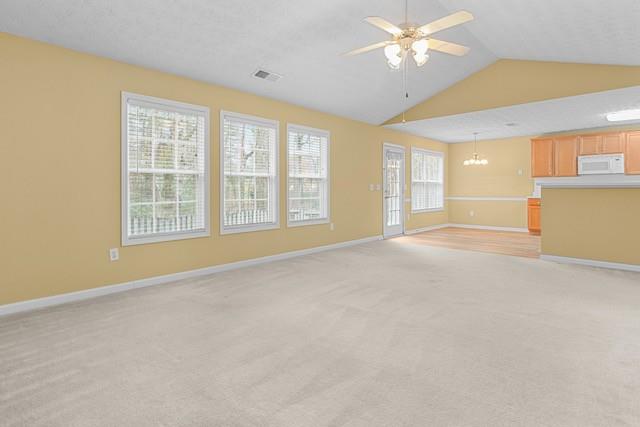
[382, 143, 405, 238]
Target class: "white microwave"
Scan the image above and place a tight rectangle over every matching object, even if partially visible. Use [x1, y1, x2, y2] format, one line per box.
[578, 154, 625, 175]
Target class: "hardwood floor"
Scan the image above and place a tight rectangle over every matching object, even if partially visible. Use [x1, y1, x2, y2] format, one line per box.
[403, 227, 541, 258]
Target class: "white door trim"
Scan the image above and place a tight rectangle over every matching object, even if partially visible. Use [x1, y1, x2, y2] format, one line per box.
[382, 143, 405, 238]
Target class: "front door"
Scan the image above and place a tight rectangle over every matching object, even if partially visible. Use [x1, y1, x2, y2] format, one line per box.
[383, 144, 405, 238]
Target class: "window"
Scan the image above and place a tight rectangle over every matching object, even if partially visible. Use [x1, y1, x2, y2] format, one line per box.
[411, 148, 444, 212]
[287, 125, 330, 226]
[221, 111, 279, 234]
[122, 92, 209, 246]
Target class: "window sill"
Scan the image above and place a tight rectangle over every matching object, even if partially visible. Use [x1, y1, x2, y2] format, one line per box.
[122, 229, 210, 246]
[411, 208, 445, 214]
[287, 218, 330, 228]
[220, 222, 280, 235]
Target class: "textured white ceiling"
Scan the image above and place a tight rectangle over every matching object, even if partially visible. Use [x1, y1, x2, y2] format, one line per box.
[0, 0, 495, 124]
[385, 86, 640, 143]
[1, 1, 639, 125]
[439, 0, 640, 65]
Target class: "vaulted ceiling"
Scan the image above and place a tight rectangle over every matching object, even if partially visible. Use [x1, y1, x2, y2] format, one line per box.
[1, 0, 639, 125]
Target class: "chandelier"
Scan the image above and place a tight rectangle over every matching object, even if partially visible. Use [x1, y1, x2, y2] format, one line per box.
[463, 133, 488, 166]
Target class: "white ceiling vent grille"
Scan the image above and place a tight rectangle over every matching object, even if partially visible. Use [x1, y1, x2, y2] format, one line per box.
[252, 68, 282, 82]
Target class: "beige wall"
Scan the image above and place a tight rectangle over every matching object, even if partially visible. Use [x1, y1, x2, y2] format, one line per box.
[541, 188, 640, 265]
[386, 59, 640, 124]
[447, 136, 532, 228]
[447, 200, 527, 229]
[0, 33, 448, 305]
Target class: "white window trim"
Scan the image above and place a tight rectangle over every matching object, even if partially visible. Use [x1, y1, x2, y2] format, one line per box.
[220, 110, 280, 235]
[121, 92, 210, 246]
[411, 147, 445, 214]
[286, 123, 331, 228]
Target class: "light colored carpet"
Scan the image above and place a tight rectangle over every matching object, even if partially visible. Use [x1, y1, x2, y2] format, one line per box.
[1, 238, 640, 427]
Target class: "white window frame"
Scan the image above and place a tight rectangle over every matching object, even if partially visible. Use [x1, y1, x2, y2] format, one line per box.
[220, 110, 280, 235]
[121, 92, 210, 246]
[286, 124, 331, 227]
[411, 147, 445, 213]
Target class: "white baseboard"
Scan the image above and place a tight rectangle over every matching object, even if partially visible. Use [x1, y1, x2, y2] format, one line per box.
[405, 223, 529, 235]
[540, 254, 640, 273]
[448, 223, 529, 233]
[405, 224, 450, 235]
[0, 235, 383, 317]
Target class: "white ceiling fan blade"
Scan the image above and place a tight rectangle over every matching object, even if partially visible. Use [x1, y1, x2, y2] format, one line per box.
[364, 17, 403, 37]
[427, 38, 470, 56]
[343, 41, 391, 56]
[417, 11, 474, 36]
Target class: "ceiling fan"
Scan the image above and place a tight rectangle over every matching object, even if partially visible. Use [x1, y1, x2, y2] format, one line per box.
[344, 4, 474, 69]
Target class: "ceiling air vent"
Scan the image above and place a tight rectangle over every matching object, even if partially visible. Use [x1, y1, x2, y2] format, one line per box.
[252, 68, 282, 82]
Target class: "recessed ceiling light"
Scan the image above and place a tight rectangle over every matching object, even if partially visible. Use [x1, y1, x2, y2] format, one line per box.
[606, 109, 640, 122]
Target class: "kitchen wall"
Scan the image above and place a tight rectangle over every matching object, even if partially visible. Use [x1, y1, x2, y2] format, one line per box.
[0, 32, 448, 306]
[542, 188, 640, 265]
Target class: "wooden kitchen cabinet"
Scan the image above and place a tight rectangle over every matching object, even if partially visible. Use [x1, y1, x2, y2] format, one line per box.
[579, 132, 625, 155]
[601, 133, 626, 154]
[531, 138, 554, 177]
[553, 136, 579, 176]
[626, 131, 640, 174]
[579, 134, 601, 155]
[532, 131, 635, 176]
[527, 198, 541, 235]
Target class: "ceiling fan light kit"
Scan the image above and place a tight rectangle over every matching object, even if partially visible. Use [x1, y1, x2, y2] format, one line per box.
[344, 9, 474, 70]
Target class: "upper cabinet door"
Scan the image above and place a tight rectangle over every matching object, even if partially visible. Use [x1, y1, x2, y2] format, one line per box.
[601, 133, 626, 154]
[626, 131, 640, 175]
[554, 136, 578, 176]
[531, 138, 554, 177]
[579, 135, 601, 155]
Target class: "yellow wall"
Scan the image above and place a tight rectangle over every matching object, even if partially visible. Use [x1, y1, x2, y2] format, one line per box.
[541, 189, 640, 265]
[447, 200, 527, 229]
[447, 136, 532, 228]
[386, 59, 640, 124]
[0, 33, 448, 306]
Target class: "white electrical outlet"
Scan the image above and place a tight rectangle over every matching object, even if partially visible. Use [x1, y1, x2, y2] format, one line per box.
[375, 184, 381, 191]
[369, 184, 374, 191]
[517, 169, 523, 176]
[330, 223, 335, 231]
[469, 210, 475, 217]
[109, 248, 119, 262]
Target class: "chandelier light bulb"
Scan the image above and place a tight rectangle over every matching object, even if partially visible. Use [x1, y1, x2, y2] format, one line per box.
[411, 39, 429, 55]
[384, 44, 401, 60]
[413, 52, 429, 67]
[384, 44, 402, 69]
[388, 58, 402, 69]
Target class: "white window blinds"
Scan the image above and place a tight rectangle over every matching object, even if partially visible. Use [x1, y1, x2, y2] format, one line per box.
[122, 93, 209, 245]
[287, 125, 329, 225]
[221, 112, 279, 233]
[412, 148, 444, 212]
